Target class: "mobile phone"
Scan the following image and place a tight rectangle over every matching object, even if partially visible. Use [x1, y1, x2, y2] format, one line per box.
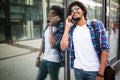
[56, 16, 61, 22]
[68, 17, 76, 24]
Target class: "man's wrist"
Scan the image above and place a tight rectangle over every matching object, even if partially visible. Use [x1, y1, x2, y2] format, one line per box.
[97, 73, 104, 77]
[37, 57, 40, 59]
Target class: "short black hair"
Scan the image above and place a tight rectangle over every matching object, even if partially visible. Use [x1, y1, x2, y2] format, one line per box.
[50, 5, 64, 22]
[68, 1, 87, 17]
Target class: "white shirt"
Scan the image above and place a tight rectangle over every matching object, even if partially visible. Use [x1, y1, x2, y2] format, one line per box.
[73, 24, 100, 71]
[43, 27, 60, 62]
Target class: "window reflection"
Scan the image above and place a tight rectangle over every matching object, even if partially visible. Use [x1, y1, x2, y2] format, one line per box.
[10, 0, 43, 41]
[0, 24, 6, 41]
[0, 10, 5, 18]
[108, 0, 119, 60]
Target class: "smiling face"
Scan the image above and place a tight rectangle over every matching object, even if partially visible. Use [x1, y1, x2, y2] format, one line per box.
[70, 5, 85, 22]
[47, 10, 56, 22]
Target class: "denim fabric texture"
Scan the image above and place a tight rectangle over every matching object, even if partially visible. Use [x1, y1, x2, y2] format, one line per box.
[37, 60, 61, 80]
[74, 68, 97, 80]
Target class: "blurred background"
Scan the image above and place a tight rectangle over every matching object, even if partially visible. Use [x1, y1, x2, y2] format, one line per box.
[0, 0, 120, 80]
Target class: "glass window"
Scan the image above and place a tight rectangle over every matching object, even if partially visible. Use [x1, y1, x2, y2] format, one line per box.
[0, 24, 6, 41]
[50, 0, 63, 6]
[10, 0, 43, 41]
[94, 6, 102, 20]
[10, 0, 34, 5]
[78, 0, 102, 20]
[108, 0, 119, 60]
[44, 0, 65, 80]
[30, 1, 43, 39]
[0, 8, 6, 42]
[0, 9, 5, 18]
[10, 6, 24, 13]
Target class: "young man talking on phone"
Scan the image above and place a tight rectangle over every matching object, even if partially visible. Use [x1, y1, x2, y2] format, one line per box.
[35, 5, 64, 80]
[60, 1, 109, 80]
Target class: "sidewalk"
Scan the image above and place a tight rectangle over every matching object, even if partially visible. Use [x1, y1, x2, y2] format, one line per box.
[115, 60, 120, 80]
[116, 69, 120, 80]
[0, 40, 40, 80]
[15, 39, 41, 49]
[0, 39, 41, 60]
[0, 43, 30, 60]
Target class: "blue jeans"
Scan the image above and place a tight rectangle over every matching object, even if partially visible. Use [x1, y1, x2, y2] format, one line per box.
[74, 68, 98, 80]
[37, 60, 61, 80]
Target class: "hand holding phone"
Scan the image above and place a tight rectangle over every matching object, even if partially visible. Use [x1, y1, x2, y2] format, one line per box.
[65, 16, 74, 28]
[67, 15, 76, 24]
[55, 16, 61, 22]
[49, 16, 60, 26]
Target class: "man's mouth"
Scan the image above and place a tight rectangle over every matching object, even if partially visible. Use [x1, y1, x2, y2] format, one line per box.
[73, 12, 80, 18]
[72, 12, 81, 22]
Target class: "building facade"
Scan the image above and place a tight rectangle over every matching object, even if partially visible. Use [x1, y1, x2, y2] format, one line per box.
[0, 0, 64, 42]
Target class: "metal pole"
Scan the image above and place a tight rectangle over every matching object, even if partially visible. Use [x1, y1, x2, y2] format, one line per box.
[118, 3, 120, 59]
[64, 0, 70, 80]
[5, 0, 12, 43]
[108, 0, 111, 44]
[64, 51, 70, 80]
[102, 0, 107, 27]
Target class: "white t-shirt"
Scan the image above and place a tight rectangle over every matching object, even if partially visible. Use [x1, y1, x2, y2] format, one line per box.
[73, 24, 100, 71]
[43, 27, 60, 62]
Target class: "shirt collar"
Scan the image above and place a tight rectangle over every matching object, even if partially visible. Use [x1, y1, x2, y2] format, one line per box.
[85, 18, 93, 29]
[85, 18, 91, 26]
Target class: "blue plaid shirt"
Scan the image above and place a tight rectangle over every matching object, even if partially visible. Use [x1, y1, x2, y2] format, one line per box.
[66, 19, 110, 68]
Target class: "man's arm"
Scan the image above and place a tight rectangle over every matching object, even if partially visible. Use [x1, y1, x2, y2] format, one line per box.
[49, 26, 56, 48]
[98, 51, 109, 75]
[60, 16, 73, 50]
[49, 16, 59, 48]
[35, 42, 43, 67]
[96, 21, 110, 79]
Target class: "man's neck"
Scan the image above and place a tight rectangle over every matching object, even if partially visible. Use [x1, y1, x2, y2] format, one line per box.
[77, 17, 86, 26]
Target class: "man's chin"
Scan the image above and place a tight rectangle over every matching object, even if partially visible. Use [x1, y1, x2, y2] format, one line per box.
[72, 17, 81, 22]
